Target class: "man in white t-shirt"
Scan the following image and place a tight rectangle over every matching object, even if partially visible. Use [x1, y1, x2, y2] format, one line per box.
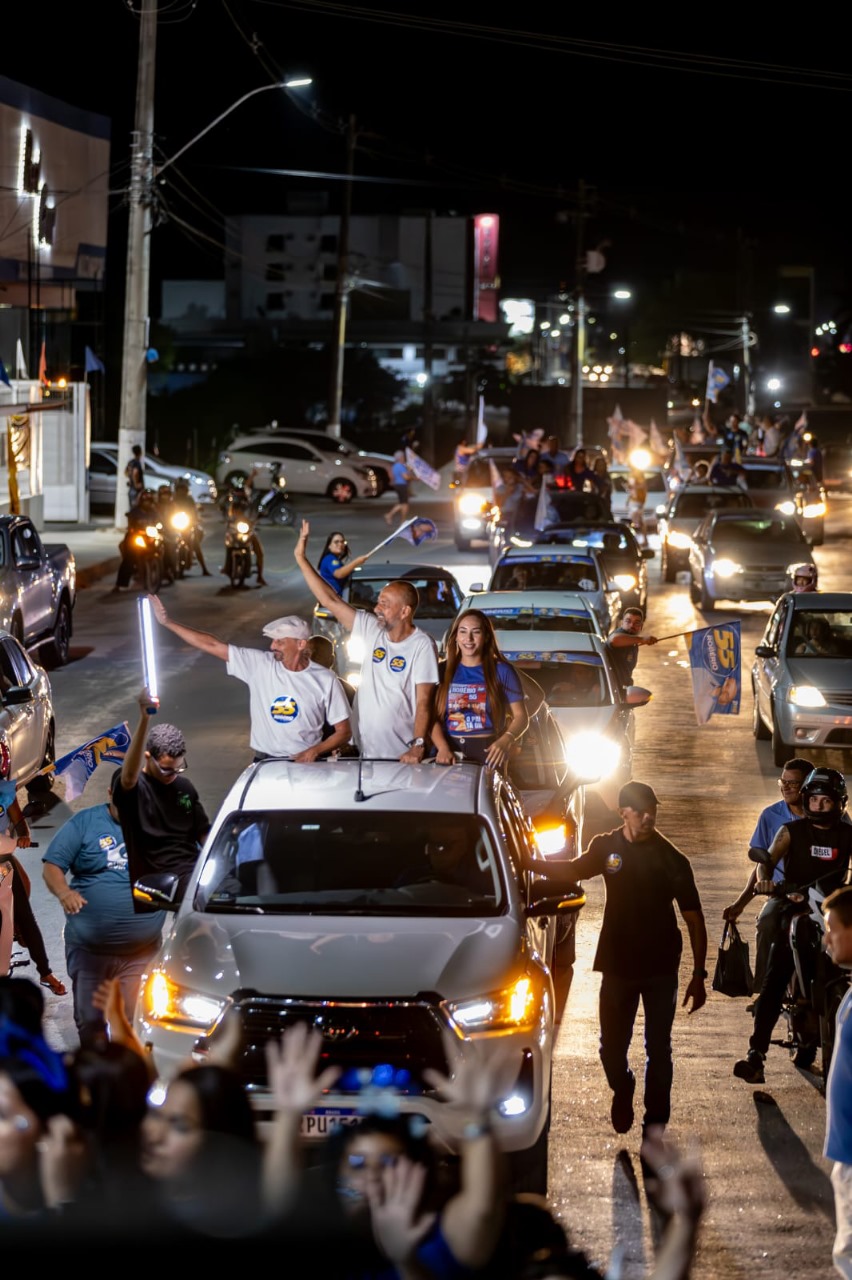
[294, 520, 438, 762]
[148, 597, 351, 762]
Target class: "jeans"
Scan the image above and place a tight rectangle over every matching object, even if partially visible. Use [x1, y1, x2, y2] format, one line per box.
[599, 972, 678, 1128]
[66, 940, 162, 1043]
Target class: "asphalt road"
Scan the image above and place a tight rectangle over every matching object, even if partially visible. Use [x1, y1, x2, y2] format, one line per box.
[17, 491, 852, 1277]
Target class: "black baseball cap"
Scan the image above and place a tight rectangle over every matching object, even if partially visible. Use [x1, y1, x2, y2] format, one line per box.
[618, 781, 659, 811]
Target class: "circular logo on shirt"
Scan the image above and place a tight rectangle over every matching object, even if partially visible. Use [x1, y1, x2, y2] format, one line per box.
[372, 646, 387, 665]
[270, 695, 298, 723]
[389, 656, 407, 673]
[98, 835, 117, 852]
[605, 853, 623, 874]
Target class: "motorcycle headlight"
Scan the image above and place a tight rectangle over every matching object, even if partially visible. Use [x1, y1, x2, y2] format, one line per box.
[144, 526, 160, 538]
[235, 520, 251, 535]
[141, 969, 231, 1032]
[712, 558, 742, 578]
[775, 500, 796, 516]
[612, 573, 637, 591]
[445, 974, 540, 1032]
[563, 731, 621, 782]
[788, 685, 827, 708]
[170, 511, 190, 531]
[132, 533, 147, 549]
[459, 493, 487, 516]
[666, 531, 692, 550]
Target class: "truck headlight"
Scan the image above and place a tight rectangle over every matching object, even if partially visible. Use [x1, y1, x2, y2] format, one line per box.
[775, 501, 796, 516]
[564, 731, 621, 782]
[446, 974, 540, 1032]
[802, 501, 826, 518]
[612, 573, 637, 591]
[532, 823, 568, 857]
[141, 970, 230, 1032]
[712, 558, 742, 578]
[666, 531, 692, 550]
[459, 493, 487, 516]
[788, 685, 826, 708]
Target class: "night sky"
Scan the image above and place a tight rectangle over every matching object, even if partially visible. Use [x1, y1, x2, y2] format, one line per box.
[8, 4, 852, 317]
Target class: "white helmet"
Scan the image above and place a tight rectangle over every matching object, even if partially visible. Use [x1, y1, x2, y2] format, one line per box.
[790, 563, 818, 592]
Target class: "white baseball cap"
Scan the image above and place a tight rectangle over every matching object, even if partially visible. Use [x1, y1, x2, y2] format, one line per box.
[262, 616, 311, 641]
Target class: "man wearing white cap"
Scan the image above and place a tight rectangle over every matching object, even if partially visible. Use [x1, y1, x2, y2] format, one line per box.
[148, 597, 351, 762]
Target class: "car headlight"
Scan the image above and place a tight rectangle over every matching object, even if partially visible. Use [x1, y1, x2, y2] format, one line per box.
[788, 685, 827, 708]
[655, 503, 667, 516]
[666, 531, 692, 550]
[775, 500, 796, 516]
[347, 635, 366, 663]
[532, 823, 568, 857]
[712, 558, 742, 578]
[141, 969, 231, 1031]
[445, 974, 540, 1032]
[612, 573, 637, 591]
[564, 731, 621, 782]
[802, 501, 826, 518]
[459, 493, 487, 516]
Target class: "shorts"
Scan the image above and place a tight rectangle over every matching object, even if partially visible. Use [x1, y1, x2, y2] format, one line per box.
[394, 484, 410, 503]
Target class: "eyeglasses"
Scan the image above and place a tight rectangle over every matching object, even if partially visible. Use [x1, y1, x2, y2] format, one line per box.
[345, 1153, 398, 1171]
[778, 778, 802, 789]
[153, 757, 188, 777]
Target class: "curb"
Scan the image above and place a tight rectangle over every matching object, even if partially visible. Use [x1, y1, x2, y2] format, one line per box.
[76, 556, 122, 590]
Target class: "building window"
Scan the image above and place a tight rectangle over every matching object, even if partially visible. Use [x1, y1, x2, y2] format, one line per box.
[266, 293, 286, 311]
[319, 293, 336, 311]
[265, 262, 287, 282]
[322, 263, 337, 282]
[320, 234, 338, 253]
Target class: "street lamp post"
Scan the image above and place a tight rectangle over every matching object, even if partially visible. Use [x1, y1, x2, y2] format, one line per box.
[612, 289, 632, 388]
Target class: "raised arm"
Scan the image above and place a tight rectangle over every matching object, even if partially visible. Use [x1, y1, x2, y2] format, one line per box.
[148, 594, 229, 661]
[120, 688, 157, 792]
[294, 520, 356, 629]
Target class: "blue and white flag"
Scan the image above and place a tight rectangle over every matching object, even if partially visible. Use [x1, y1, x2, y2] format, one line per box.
[686, 623, 741, 725]
[397, 517, 438, 547]
[85, 345, 105, 374]
[405, 448, 441, 492]
[0, 360, 10, 389]
[40, 722, 132, 801]
[476, 396, 488, 446]
[705, 361, 731, 405]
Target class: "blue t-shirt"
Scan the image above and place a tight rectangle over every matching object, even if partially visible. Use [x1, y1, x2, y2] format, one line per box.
[444, 660, 523, 737]
[319, 552, 345, 597]
[0, 779, 17, 833]
[391, 460, 409, 486]
[825, 986, 852, 1164]
[42, 803, 165, 953]
[750, 799, 795, 882]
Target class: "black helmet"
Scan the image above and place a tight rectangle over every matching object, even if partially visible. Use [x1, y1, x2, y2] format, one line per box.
[801, 767, 848, 812]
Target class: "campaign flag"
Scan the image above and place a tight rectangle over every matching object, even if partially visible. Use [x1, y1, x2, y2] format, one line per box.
[39, 722, 132, 801]
[686, 623, 741, 726]
[489, 457, 504, 496]
[794, 410, 808, 432]
[476, 395, 488, 446]
[533, 478, 551, 531]
[607, 405, 628, 463]
[38, 341, 48, 387]
[512, 428, 544, 457]
[85, 345, 105, 374]
[405, 448, 441, 492]
[15, 339, 28, 380]
[396, 517, 438, 547]
[648, 419, 669, 460]
[0, 360, 10, 389]
[706, 361, 730, 404]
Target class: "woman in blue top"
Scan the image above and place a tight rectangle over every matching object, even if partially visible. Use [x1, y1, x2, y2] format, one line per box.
[318, 532, 369, 598]
[431, 610, 528, 768]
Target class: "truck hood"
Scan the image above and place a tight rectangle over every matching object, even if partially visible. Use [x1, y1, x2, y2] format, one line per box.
[161, 910, 524, 1001]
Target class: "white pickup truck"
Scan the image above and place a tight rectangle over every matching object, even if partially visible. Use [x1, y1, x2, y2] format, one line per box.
[0, 515, 76, 668]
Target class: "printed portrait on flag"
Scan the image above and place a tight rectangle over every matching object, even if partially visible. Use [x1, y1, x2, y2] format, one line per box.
[687, 623, 741, 725]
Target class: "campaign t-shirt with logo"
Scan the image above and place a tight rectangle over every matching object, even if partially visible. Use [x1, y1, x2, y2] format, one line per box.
[350, 612, 439, 758]
[227, 648, 352, 757]
[0, 779, 17, 833]
[444, 661, 523, 738]
[782, 817, 852, 894]
[568, 827, 702, 978]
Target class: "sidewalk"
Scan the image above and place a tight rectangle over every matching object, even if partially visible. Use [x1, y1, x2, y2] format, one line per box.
[44, 519, 122, 589]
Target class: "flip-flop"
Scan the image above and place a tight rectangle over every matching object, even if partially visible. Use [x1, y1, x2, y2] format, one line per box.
[40, 975, 67, 996]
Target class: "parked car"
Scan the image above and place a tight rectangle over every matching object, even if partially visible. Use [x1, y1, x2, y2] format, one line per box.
[222, 425, 396, 496]
[738, 458, 826, 546]
[532, 522, 654, 612]
[450, 446, 518, 551]
[752, 591, 852, 766]
[495, 631, 651, 809]
[0, 631, 55, 792]
[656, 484, 753, 582]
[456, 591, 603, 641]
[607, 463, 667, 534]
[0, 515, 76, 668]
[312, 561, 464, 684]
[89, 445, 218, 510]
[686, 508, 815, 612]
[487, 487, 610, 567]
[132, 757, 585, 1191]
[216, 433, 378, 504]
[488, 545, 622, 636]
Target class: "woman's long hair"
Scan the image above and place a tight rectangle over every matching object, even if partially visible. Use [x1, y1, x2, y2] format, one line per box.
[436, 609, 509, 731]
[321, 532, 349, 563]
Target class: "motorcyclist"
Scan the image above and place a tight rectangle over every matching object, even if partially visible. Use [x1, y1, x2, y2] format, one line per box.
[157, 483, 179, 583]
[173, 478, 211, 576]
[727, 767, 852, 1083]
[790, 562, 818, 593]
[221, 476, 267, 586]
[111, 488, 164, 593]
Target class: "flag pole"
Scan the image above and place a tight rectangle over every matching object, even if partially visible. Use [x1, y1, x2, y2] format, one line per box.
[362, 517, 416, 560]
[653, 621, 741, 643]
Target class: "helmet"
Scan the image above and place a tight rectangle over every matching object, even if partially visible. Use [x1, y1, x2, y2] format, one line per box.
[801, 767, 848, 813]
[790, 563, 818, 592]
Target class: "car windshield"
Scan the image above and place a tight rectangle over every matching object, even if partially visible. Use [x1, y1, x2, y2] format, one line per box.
[786, 610, 852, 659]
[510, 656, 609, 707]
[713, 517, 804, 544]
[491, 559, 600, 592]
[465, 457, 503, 487]
[196, 811, 503, 915]
[675, 493, 750, 518]
[742, 468, 788, 491]
[481, 608, 596, 633]
[349, 575, 463, 618]
[537, 528, 632, 555]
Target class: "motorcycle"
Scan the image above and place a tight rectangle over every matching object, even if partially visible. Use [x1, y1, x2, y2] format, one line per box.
[223, 512, 255, 589]
[167, 509, 194, 578]
[253, 473, 295, 527]
[127, 520, 166, 594]
[749, 845, 850, 1077]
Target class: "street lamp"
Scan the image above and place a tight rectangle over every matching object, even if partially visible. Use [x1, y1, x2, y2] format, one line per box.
[611, 288, 633, 387]
[114, 44, 312, 529]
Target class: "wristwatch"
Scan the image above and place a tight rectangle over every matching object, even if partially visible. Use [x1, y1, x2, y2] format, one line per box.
[407, 737, 425, 749]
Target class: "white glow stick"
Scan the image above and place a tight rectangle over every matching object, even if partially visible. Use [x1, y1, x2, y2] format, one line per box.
[138, 596, 159, 713]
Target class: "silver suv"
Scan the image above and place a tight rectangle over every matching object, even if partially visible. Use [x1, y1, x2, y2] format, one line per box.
[132, 758, 584, 1191]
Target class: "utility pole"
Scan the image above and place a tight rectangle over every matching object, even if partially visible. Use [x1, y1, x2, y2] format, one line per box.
[328, 114, 356, 440]
[741, 312, 754, 417]
[421, 210, 435, 464]
[572, 179, 589, 449]
[114, 0, 157, 531]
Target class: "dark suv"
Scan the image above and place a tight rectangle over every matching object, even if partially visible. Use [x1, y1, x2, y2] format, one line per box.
[657, 484, 752, 581]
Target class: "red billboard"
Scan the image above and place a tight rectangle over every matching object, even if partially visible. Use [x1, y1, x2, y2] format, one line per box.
[473, 214, 500, 322]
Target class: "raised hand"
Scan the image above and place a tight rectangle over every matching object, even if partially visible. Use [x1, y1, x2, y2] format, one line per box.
[264, 1021, 341, 1115]
[367, 1157, 436, 1267]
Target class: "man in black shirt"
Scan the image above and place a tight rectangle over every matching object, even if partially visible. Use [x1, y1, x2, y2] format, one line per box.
[605, 607, 658, 696]
[113, 688, 210, 910]
[728, 767, 852, 1084]
[568, 781, 707, 1136]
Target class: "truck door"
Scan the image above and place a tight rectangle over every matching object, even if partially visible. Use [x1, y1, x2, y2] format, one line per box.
[11, 522, 52, 639]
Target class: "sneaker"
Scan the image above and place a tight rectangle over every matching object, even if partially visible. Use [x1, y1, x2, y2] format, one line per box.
[610, 1072, 636, 1134]
[733, 1050, 765, 1083]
